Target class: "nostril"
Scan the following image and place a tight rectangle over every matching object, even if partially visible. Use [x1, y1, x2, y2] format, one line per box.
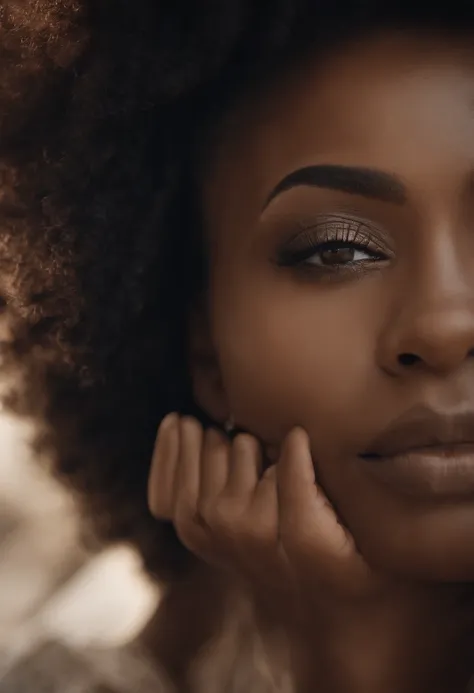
[398, 352, 420, 367]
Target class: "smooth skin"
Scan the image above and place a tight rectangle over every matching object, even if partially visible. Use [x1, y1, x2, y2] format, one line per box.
[197, 31, 474, 582]
[150, 415, 474, 692]
[150, 30, 474, 692]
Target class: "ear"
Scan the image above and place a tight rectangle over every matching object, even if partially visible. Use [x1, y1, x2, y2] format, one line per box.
[188, 297, 229, 425]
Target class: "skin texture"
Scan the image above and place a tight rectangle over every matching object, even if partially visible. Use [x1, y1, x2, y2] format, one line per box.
[149, 30, 474, 691]
[149, 417, 474, 692]
[192, 31, 474, 582]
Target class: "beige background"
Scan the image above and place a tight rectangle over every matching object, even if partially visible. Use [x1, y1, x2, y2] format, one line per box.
[0, 411, 160, 691]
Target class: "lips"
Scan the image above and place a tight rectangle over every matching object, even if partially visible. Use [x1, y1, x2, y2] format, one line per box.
[361, 409, 474, 460]
[359, 407, 474, 498]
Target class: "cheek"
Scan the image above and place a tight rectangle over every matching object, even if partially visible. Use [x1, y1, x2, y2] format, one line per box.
[210, 274, 378, 446]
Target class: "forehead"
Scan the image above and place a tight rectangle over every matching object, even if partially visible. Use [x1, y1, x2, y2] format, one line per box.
[202, 31, 474, 233]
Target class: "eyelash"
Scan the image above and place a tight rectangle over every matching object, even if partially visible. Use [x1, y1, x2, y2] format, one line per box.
[275, 216, 391, 273]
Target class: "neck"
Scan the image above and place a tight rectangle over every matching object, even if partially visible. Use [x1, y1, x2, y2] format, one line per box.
[139, 569, 474, 693]
[257, 580, 474, 693]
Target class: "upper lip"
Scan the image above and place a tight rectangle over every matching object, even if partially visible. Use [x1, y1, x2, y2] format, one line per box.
[362, 406, 474, 459]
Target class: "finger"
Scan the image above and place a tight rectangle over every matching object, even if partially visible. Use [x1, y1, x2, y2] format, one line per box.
[276, 427, 316, 510]
[200, 428, 231, 502]
[225, 433, 262, 498]
[148, 413, 180, 520]
[277, 427, 349, 560]
[174, 417, 203, 516]
[247, 465, 293, 585]
[251, 464, 278, 534]
[277, 429, 374, 593]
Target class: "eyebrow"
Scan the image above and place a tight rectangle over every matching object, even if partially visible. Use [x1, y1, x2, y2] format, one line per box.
[263, 164, 407, 209]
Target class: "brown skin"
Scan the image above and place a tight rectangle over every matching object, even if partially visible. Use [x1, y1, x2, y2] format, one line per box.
[150, 31, 474, 692]
[149, 418, 474, 692]
[197, 31, 474, 582]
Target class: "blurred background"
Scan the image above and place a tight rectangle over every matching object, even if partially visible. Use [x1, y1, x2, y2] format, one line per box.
[0, 409, 161, 691]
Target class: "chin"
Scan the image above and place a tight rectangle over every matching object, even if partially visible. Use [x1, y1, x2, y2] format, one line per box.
[356, 502, 474, 584]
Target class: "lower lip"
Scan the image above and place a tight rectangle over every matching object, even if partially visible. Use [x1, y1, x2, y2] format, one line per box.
[361, 445, 474, 499]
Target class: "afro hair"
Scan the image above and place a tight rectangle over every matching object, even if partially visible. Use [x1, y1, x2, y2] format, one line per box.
[2, 0, 474, 583]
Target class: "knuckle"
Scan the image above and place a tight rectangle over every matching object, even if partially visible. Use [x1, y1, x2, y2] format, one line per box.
[174, 499, 199, 542]
[180, 416, 201, 434]
[222, 508, 277, 562]
[174, 511, 210, 558]
[211, 498, 242, 538]
[174, 517, 201, 552]
[175, 494, 195, 523]
[233, 432, 259, 454]
[240, 516, 273, 548]
[196, 498, 214, 526]
[148, 493, 171, 520]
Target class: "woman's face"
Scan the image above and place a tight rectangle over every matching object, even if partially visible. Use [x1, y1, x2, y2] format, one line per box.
[199, 31, 474, 581]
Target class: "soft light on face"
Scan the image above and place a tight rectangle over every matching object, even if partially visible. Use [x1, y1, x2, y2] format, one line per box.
[199, 31, 474, 581]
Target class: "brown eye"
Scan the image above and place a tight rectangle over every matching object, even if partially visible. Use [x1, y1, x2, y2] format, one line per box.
[319, 246, 356, 265]
[306, 242, 374, 267]
[275, 215, 393, 273]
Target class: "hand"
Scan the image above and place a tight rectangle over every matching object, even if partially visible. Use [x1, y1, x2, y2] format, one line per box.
[148, 414, 471, 693]
[147, 414, 374, 612]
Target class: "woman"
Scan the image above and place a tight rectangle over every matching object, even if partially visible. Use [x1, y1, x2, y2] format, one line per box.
[3, 1, 474, 690]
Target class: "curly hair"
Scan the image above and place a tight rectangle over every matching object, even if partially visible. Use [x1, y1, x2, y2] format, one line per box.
[1, 0, 474, 584]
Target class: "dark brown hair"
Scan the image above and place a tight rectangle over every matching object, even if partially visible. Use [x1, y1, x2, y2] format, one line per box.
[2, 0, 473, 583]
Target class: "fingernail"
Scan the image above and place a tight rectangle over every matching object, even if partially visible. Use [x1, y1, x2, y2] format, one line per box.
[296, 428, 312, 458]
[154, 413, 179, 464]
[159, 412, 178, 432]
[233, 432, 258, 455]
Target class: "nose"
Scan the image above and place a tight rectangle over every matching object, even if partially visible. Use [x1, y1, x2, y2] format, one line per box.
[379, 269, 474, 378]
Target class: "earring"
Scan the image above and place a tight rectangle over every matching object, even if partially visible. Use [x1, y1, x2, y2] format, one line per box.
[224, 415, 236, 435]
